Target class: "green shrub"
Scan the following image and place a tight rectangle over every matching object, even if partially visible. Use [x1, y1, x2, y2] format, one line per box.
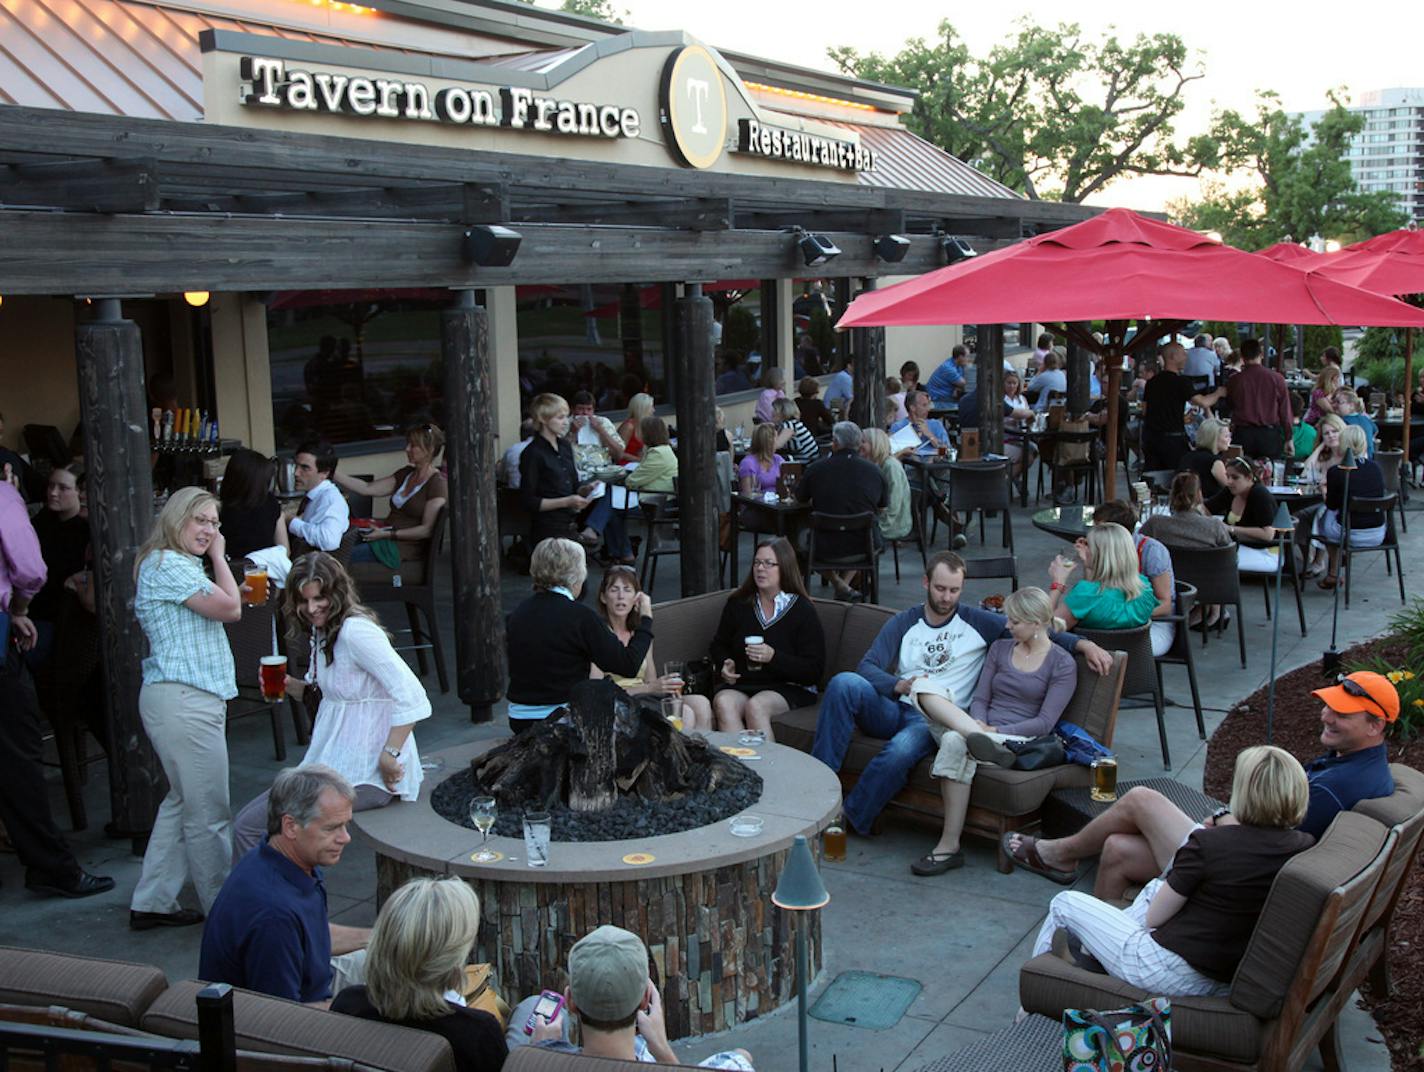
[1389, 598, 1424, 666]
[1351, 354, 1406, 395]
[1343, 652, 1423, 740]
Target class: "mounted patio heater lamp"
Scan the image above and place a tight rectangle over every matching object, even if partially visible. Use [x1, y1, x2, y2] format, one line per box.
[1322, 447, 1359, 678]
[1265, 500, 1297, 744]
[772, 834, 830, 1072]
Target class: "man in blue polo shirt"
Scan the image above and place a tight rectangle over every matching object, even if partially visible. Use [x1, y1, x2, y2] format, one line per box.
[925, 346, 971, 404]
[1005, 670, 1397, 900]
[199, 766, 371, 1006]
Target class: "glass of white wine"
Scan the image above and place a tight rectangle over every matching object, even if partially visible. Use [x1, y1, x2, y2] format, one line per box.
[470, 796, 498, 862]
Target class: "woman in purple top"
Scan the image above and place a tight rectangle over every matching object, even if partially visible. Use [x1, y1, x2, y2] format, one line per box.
[737, 424, 784, 494]
[754, 367, 787, 424]
[910, 587, 1077, 876]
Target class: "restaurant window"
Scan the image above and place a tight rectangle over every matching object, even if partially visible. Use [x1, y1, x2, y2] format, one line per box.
[267, 289, 449, 450]
[711, 283, 768, 397]
[517, 284, 670, 415]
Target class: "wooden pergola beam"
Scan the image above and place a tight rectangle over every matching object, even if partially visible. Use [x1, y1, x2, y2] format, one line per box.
[0, 158, 159, 214]
[200, 182, 511, 222]
[512, 197, 734, 230]
[0, 211, 1010, 294]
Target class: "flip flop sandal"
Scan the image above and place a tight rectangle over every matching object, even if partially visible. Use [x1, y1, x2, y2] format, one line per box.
[1000, 832, 1077, 885]
[911, 850, 965, 876]
[1318, 575, 1339, 590]
[967, 733, 1017, 768]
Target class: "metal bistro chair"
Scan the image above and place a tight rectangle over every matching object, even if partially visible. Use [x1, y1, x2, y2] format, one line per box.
[223, 597, 310, 761]
[945, 459, 1015, 552]
[1074, 621, 1171, 770]
[1037, 429, 1100, 505]
[807, 511, 881, 605]
[637, 492, 680, 593]
[1326, 492, 1406, 608]
[353, 505, 451, 693]
[1163, 542, 1248, 669]
[1238, 531, 1308, 639]
[889, 480, 930, 582]
[1153, 579, 1205, 741]
[962, 553, 1020, 594]
[1376, 450, 1407, 533]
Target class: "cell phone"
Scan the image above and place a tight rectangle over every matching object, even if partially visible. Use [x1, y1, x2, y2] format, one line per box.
[524, 989, 564, 1035]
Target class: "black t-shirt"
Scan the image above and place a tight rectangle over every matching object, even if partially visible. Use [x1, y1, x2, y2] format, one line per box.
[1177, 449, 1224, 497]
[1154, 825, 1315, 982]
[1325, 458, 1386, 530]
[330, 986, 507, 1072]
[795, 450, 887, 558]
[30, 510, 89, 620]
[1206, 480, 1277, 530]
[1143, 370, 1198, 439]
[219, 496, 283, 561]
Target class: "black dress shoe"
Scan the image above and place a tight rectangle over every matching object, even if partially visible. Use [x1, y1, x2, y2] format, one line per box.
[130, 908, 205, 931]
[25, 871, 116, 899]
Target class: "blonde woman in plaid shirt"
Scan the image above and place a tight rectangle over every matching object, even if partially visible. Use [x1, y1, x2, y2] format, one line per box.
[129, 487, 242, 932]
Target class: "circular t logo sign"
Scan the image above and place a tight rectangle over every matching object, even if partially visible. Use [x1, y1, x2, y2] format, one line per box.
[661, 46, 727, 169]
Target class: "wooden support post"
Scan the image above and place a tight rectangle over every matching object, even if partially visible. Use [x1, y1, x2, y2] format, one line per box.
[442, 290, 504, 723]
[674, 288, 719, 596]
[850, 279, 885, 430]
[75, 299, 161, 841]
[1066, 327, 1092, 416]
[977, 324, 1005, 455]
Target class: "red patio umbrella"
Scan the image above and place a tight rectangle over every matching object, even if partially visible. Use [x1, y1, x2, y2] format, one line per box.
[1257, 241, 1328, 265]
[838, 208, 1424, 490]
[1310, 227, 1424, 457]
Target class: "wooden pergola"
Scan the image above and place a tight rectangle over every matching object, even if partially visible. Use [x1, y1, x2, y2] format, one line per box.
[0, 103, 1096, 834]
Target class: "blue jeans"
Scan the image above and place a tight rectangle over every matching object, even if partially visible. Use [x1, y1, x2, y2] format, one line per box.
[811, 672, 935, 835]
[580, 496, 632, 558]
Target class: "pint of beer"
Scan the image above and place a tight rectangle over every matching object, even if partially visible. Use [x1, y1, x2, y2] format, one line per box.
[823, 817, 847, 862]
[259, 655, 287, 701]
[1090, 756, 1118, 803]
[243, 567, 269, 605]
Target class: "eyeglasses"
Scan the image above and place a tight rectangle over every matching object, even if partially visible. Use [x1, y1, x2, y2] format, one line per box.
[1337, 677, 1388, 720]
[193, 516, 221, 531]
[752, 559, 780, 569]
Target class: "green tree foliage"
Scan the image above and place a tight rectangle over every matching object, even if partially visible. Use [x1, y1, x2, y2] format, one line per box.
[510, 0, 625, 24]
[829, 19, 1212, 202]
[1171, 93, 1408, 250]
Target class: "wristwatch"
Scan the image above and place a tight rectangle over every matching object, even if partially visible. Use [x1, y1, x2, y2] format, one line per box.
[382, 747, 402, 760]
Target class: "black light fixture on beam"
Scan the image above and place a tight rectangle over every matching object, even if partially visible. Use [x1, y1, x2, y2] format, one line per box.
[461, 224, 523, 267]
[789, 226, 841, 268]
[940, 235, 977, 264]
[873, 234, 911, 263]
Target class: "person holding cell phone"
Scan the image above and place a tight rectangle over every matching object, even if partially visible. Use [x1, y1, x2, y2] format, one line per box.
[229, 551, 430, 859]
[705, 537, 824, 742]
[333, 877, 562, 1070]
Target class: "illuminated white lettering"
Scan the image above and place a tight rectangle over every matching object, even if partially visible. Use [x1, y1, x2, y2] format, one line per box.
[404, 82, 432, 121]
[684, 77, 710, 134]
[504, 87, 533, 129]
[346, 77, 376, 116]
[287, 70, 316, 111]
[621, 108, 640, 138]
[313, 72, 349, 113]
[598, 104, 621, 137]
[577, 102, 598, 136]
[435, 87, 471, 124]
[534, 98, 557, 132]
[469, 90, 497, 126]
[555, 100, 578, 134]
[373, 79, 402, 118]
[240, 56, 283, 106]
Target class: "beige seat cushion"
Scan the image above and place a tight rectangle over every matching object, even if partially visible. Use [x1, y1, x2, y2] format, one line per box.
[1353, 763, 1424, 830]
[143, 980, 455, 1072]
[0, 946, 168, 1027]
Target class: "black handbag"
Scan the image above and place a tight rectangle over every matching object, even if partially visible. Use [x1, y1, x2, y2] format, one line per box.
[682, 657, 717, 698]
[1006, 734, 1066, 770]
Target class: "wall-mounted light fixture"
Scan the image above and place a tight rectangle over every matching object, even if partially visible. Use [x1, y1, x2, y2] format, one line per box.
[790, 227, 840, 268]
[462, 225, 523, 267]
[873, 234, 910, 263]
[940, 235, 976, 264]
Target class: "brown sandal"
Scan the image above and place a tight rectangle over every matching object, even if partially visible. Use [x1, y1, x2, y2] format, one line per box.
[1318, 575, 1339, 590]
[1001, 833, 1077, 885]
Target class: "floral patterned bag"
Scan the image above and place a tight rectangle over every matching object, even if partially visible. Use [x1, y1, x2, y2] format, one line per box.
[1063, 997, 1171, 1071]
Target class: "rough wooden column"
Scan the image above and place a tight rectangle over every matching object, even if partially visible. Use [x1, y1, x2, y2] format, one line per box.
[1066, 325, 1092, 416]
[977, 324, 1005, 455]
[674, 288, 719, 596]
[850, 279, 886, 431]
[75, 299, 161, 841]
[443, 290, 504, 722]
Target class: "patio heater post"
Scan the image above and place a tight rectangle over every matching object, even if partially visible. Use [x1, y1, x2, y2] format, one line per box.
[75, 298, 161, 843]
[977, 324, 1005, 455]
[442, 289, 504, 723]
[849, 278, 884, 433]
[673, 286, 720, 596]
[1264, 502, 1295, 743]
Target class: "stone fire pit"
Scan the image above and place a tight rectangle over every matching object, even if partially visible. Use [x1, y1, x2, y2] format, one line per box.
[350, 733, 840, 1040]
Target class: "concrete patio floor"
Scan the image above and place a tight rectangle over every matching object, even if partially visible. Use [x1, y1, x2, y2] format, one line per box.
[2, 485, 1414, 1071]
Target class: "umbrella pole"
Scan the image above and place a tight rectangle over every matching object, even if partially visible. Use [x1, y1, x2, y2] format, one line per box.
[1104, 350, 1122, 500]
[1404, 327, 1414, 485]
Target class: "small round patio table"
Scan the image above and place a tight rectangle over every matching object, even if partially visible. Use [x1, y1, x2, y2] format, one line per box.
[1030, 505, 1093, 542]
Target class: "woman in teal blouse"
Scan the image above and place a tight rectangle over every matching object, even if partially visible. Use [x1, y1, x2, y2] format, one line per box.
[1047, 521, 1158, 630]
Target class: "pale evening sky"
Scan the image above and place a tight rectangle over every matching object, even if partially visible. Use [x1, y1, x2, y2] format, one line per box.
[594, 0, 1419, 212]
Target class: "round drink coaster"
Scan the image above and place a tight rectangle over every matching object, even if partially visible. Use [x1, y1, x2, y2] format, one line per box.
[469, 850, 505, 863]
[622, 852, 656, 866]
[719, 746, 757, 757]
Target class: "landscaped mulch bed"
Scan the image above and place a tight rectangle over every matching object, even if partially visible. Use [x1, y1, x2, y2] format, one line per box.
[1203, 637, 1422, 1070]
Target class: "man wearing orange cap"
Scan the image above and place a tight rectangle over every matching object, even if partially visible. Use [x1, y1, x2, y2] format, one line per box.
[1003, 671, 1397, 899]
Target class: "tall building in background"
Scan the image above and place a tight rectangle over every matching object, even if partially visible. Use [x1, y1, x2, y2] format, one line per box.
[1298, 88, 1424, 225]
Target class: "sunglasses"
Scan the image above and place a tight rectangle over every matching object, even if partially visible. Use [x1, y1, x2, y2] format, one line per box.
[1337, 677, 1388, 720]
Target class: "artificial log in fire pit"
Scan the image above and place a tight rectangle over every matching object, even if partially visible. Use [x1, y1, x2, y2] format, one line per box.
[455, 679, 761, 838]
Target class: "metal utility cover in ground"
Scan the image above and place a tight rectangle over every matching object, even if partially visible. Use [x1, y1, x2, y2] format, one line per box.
[808, 971, 922, 1030]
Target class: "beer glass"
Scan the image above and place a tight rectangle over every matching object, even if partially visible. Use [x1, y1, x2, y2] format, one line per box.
[259, 655, 287, 701]
[823, 816, 847, 862]
[744, 635, 764, 672]
[663, 660, 685, 696]
[660, 696, 684, 732]
[1090, 756, 1119, 803]
[243, 567, 269, 605]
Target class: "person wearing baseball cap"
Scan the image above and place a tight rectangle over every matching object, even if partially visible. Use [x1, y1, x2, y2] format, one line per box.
[1005, 670, 1396, 897]
[525, 925, 754, 1069]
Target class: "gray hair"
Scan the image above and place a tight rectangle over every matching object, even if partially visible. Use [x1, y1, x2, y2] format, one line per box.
[831, 421, 863, 452]
[266, 764, 355, 836]
[530, 536, 588, 593]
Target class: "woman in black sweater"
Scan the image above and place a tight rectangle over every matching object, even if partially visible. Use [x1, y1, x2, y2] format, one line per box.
[519, 393, 596, 549]
[709, 537, 825, 742]
[1314, 423, 1386, 590]
[504, 537, 653, 734]
[218, 449, 288, 560]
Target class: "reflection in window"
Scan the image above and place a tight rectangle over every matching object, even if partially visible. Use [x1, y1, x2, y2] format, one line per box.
[266, 290, 447, 449]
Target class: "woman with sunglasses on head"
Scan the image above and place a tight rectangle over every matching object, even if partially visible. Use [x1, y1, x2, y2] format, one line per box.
[707, 537, 825, 742]
[129, 487, 242, 931]
[334, 424, 448, 574]
[589, 566, 713, 731]
[1205, 457, 1281, 574]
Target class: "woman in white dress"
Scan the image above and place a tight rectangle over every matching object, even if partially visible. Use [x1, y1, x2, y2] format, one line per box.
[230, 551, 431, 859]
